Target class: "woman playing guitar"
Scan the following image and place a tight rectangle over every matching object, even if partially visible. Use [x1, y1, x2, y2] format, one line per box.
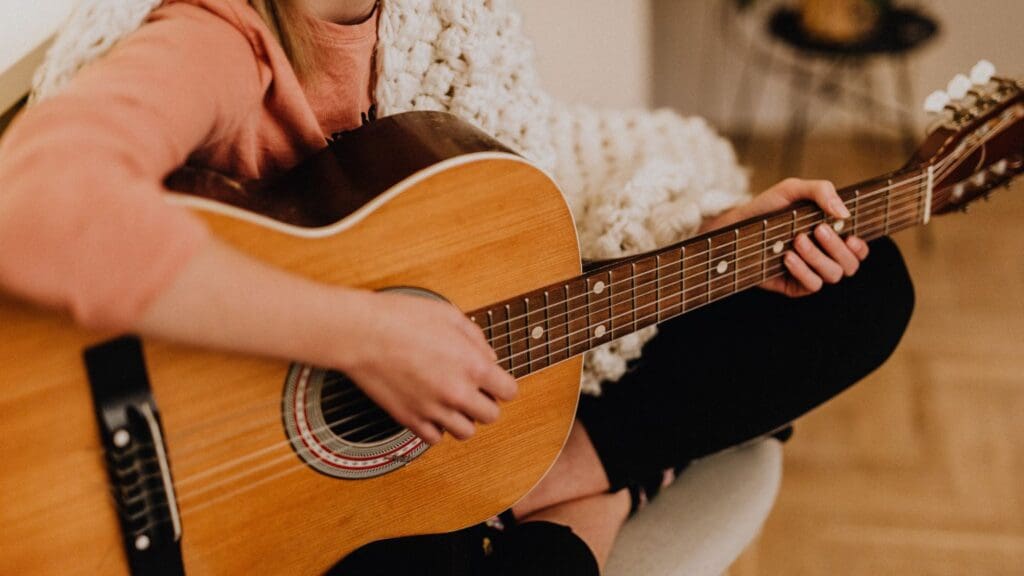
[0, 0, 915, 574]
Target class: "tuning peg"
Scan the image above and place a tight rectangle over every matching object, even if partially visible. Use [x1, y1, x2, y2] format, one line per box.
[924, 90, 951, 113]
[970, 60, 996, 85]
[947, 74, 972, 99]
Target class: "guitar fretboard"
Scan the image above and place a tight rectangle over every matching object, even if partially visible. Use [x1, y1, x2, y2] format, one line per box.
[468, 168, 935, 378]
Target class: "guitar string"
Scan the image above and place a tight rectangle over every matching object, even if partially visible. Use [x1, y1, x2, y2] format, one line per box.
[498, 209, 926, 368]
[479, 115, 1013, 338]
[116, 155, 974, 498]
[491, 185, 930, 352]
[475, 173, 937, 334]
[169, 128, 988, 453]
[167, 183, 933, 477]
[105, 124, 992, 501]
[484, 144, 978, 335]
[157, 108, 1015, 494]
[484, 121, 1007, 347]
[39, 126, 999, 524]
[490, 206, 929, 368]
[172, 204, 935, 514]
[164, 173, 929, 451]
[169, 201, 931, 504]
[169, 192, 927, 485]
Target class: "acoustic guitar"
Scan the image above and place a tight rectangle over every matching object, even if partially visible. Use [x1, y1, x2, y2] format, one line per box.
[1, 67, 1021, 575]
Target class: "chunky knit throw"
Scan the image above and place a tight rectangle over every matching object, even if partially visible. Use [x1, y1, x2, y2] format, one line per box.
[32, 0, 750, 394]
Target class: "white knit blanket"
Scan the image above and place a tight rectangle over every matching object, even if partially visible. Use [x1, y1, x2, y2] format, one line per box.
[32, 0, 750, 394]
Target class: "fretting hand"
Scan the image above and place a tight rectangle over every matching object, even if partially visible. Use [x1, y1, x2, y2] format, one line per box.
[699, 178, 870, 298]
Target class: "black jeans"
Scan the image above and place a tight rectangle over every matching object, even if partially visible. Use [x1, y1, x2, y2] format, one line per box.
[579, 236, 915, 491]
[331, 237, 915, 576]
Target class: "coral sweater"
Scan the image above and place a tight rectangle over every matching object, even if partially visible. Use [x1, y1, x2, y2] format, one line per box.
[0, 0, 377, 330]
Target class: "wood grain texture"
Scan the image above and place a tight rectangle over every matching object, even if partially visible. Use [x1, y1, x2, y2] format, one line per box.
[729, 135, 1024, 576]
[0, 157, 583, 574]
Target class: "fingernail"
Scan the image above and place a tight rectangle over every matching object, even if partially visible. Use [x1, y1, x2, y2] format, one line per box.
[816, 223, 831, 238]
[831, 199, 851, 219]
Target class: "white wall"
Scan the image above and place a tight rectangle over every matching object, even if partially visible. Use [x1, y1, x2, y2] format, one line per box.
[516, 0, 653, 108]
[0, 0, 76, 114]
[653, 0, 1023, 135]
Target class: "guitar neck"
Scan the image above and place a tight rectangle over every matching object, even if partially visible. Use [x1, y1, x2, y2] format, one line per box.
[468, 167, 939, 379]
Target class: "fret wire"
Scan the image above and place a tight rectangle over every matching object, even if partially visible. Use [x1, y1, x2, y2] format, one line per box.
[478, 180, 928, 339]
[704, 238, 712, 309]
[884, 179, 892, 234]
[629, 262, 637, 333]
[655, 253, 663, 323]
[498, 208, 925, 369]
[678, 244, 686, 315]
[854, 189, 860, 236]
[492, 201, 925, 357]
[733, 229, 740, 294]
[524, 296, 533, 371]
[542, 290, 551, 366]
[761, 219, 768, 283]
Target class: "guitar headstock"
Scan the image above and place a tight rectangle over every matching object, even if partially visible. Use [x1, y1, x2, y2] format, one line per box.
[913, 61, 1023, 216]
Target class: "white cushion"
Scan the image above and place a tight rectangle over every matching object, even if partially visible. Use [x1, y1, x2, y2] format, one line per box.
[605, 439, 783, 576]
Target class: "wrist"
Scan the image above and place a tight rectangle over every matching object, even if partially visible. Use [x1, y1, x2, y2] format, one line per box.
[310, 286, 375, 371]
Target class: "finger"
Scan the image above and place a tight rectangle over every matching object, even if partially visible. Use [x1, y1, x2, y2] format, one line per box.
[784, 251, 823, 293]
[477, 362, 518, 402]
[846, 235, 870, 260]
[805, 180, 850, 220]
[438, 409, 476, 441]
[457, 315, 499, 361]
[814, 224, 859, 276]
[411, 419, 443, 445]
[794, 233, 844, 284]
[456, 389, 501, 424]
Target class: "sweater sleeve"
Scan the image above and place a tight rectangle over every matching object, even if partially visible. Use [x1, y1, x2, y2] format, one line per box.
[0, 3, 264, 330]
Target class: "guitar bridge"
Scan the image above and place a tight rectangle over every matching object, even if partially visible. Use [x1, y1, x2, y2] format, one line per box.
[84, 336, 184, 576]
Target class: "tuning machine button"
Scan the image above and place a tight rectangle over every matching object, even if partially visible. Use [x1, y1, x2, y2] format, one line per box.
[991, 159, 1008, 176]
[924, 90, 951, 113]
[947, 74, 973, 100]
[970, 60, 996, 85]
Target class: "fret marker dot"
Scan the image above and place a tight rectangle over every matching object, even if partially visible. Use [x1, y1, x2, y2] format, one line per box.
[135, 534, 151, 551]
[593, 281, 605, 295]
[772, 241, 784, 255]
[716, 260, 728, 274]
[832, 219, 846, 233]
[113, 429, 131, 448]
[594, 325, 607, 338]
[531, 326, 544, 339]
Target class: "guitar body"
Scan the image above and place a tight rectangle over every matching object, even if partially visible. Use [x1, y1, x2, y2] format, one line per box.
[0, 112, 583, 574]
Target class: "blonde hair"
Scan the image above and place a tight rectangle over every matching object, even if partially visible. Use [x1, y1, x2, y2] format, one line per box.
[249, 0, 315, 78]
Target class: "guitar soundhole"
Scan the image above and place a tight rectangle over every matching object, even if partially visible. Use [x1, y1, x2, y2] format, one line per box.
[320, 372, 404, 444]
[282, 363, 430, 479]
[282, 288, 442, 478]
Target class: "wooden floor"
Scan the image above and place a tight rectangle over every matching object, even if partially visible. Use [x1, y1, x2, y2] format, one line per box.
[730, 135, 1024, 575]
